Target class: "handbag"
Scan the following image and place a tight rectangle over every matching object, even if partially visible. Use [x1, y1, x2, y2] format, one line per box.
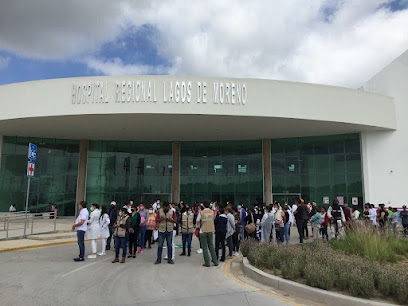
[244, 214, 256, 234]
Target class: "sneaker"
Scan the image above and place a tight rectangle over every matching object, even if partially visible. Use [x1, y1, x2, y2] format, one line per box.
[138, 248, 143, 254]
[164, 256, 168, 260]
[180, 253, 186, 256]
[87, 254, 96, 259]
[168, 259, 174, 264]
[112, 258, 119, 263]
[196, 248, 203, 254]
[154, 260, 161, 265]
[120, 258, 126, 263]
[73, 257, 84, 262]
[97, 252, 106, 256]
[233, 252, 239, 257]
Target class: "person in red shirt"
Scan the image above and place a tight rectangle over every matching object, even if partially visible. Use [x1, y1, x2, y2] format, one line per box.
[344, 203, 352, 227]
[320, 206, 329, 241]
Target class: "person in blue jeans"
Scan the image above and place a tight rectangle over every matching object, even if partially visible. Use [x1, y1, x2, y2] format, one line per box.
[137, 202, 149, 254]
[238, 204, 247, 241]
[155, 201, 177, 264]
[112, 208, 131, 263]
[72, 201, 89, 262]
[180, 206, 194, 256]
[283, 205, 290, 244]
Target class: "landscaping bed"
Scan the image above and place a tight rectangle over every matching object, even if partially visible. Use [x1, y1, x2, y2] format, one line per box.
[241, 232, 408, 305]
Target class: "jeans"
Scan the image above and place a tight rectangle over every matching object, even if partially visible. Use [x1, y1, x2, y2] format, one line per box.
[145, 230, 153, 248]
[297, 219, 306, 243]
[275, 227, 284, 243]
[128, 231, 139, 255]
[77, 230, 85, 259]
[232, 231, 240, 252]
[182, 233, 193, 255]
[240, 224, 245, 241]
[215, 231, 226, 261]
[283, 222, 290, 244]
[157, 231, 173, 262]
[226, 235, 233, 256]
[114, 233, 129, 259]
[138, 225, 147, 249]
[200, 232, 218, 266]
[321, 225, 328, 241]
[106, 225, 114, 249]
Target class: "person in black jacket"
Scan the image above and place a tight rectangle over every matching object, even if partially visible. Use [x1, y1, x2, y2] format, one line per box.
[106, 201, 118, 250]
[214, 207, 228, 262]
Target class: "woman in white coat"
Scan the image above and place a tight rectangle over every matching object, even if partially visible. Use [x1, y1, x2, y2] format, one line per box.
[98, 205, 110, 256]
[87, 203, 101, 259]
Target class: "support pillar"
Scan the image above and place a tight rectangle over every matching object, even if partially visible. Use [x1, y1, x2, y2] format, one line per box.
[172, 141, 181, 204]
[262, 139, 272, 205]
[75, 139, 89, 216]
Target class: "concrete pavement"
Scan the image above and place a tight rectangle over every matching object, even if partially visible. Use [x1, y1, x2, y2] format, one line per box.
[0, 235, 301, 306]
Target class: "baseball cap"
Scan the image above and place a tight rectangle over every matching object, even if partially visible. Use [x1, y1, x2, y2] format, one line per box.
[110, 201, 117, 206]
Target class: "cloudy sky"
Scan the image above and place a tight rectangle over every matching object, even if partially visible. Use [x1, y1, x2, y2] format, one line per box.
[0, 0, 407, 87]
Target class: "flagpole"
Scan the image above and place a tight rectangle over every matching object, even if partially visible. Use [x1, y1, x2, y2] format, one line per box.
[23, 176, 31, 238]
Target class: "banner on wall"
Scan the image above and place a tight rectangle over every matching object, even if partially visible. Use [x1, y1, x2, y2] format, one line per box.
[337, 196, 344, 206]
[323, 196, 329, 205]
[352, 197, 358, 205]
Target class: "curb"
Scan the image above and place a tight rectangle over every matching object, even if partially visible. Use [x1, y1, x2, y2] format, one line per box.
[241, 258, 394, 306]
[0, 240, 77, 253]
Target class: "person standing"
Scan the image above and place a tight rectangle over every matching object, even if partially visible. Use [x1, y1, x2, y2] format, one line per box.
[9, 204, 16, 212]
[87, 203, 101, 259]
[237, 203, 247, 241]
[274, 203, 285, 243]
[106, 201, 118, 250]
[225, 207, 235, 258]
[400, 205, 408, 236]
[98, 205, 110, 256]
[327, 199, 346, 240]
[389, 208, 399, 236]
[351, 206, 360, 225]
[128, 205, 140, 258]
[283, 205, 290, 244]
[232, 207, 241, 256]
[137, 201, 148, 254]
[145, 205, 157, 248]
[112, 207, 131, 263]
[214, 208, 228, 262]
[261, 205, 274, 243]
[72, 201, 89, 262]
[180, 206, 194, 256]
[294, 199, 308, 243]
[197, 200, 218, 267]
[378, 204, 388, 228]
[320, 207, 329, 241]
[310, 207, 322, 241]
[155, 201, 177, 264]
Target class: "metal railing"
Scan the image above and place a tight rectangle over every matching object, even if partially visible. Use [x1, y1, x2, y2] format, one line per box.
[0, 211, 57, 240]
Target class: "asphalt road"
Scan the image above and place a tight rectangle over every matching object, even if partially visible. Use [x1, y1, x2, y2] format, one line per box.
[0, 236, 295, 306]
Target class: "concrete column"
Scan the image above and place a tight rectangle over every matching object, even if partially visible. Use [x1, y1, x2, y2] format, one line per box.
[75, 139, 89, 216]
[171, 141, 181, 204]
[262, 139, 272, 205]
[0, 135, 3, 169]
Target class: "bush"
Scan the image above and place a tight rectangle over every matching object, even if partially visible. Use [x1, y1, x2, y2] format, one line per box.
[241, 238, 408, 304]
[330, 225, 408, 263]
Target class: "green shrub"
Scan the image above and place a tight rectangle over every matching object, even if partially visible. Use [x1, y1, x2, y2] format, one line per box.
[348, 267, 375, 298]
[304, 261, 334, 290]
[330, 225, 408, 263]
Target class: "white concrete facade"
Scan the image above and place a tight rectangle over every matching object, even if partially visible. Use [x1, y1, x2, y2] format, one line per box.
[361, 50, 408, 206]
[0, 71, 404, 205]
[0, 76, 395, 141]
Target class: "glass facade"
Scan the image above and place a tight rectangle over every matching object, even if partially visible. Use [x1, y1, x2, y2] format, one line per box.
[86, 141, 172, 206]
[271, 134, 363, 206]
[0, 136, 79, 215]
[180, 140, 263, 205]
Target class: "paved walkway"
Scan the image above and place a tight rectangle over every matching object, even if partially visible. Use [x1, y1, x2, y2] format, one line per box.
[0, 235, 301, 306]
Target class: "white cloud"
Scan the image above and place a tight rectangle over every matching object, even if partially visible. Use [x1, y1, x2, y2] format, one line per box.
[0, 56, 9, 70]
[1, 0, 408, 87]
[86, 57, 168, 75]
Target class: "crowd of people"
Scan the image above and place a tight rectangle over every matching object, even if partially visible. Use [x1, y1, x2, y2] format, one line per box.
[71, 198, 408, 264]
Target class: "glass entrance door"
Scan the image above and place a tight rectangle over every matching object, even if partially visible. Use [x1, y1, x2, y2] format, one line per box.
[272, 193, 301, 206]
